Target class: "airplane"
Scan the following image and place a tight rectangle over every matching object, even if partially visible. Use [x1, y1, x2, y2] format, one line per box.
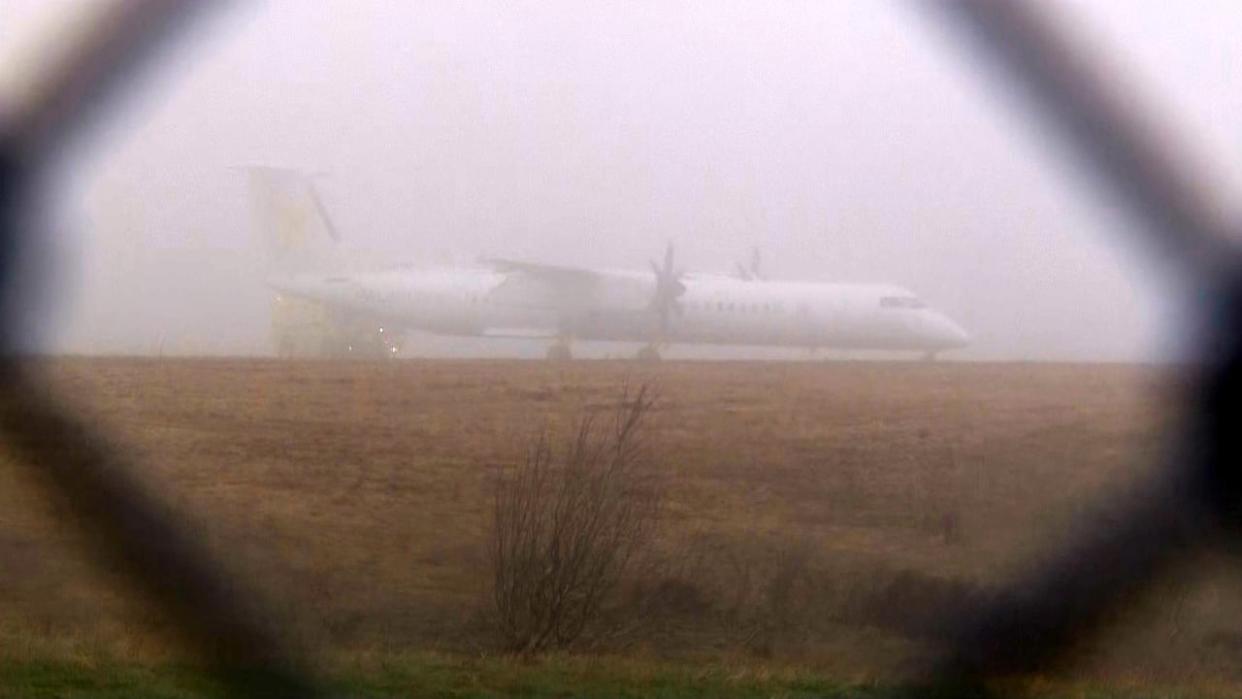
[249, 167, 970, 360]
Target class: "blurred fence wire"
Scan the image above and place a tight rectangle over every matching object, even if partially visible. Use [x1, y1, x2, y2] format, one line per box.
[0, 0, 1238, 696]
[926, 0, 1242, 691]
[0, 1, 323, 696]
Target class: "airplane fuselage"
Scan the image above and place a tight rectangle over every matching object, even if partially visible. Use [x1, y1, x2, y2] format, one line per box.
[270, 266, 969, 353]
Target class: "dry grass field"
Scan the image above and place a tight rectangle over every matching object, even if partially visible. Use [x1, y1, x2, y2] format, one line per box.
[2, 358, 1239, 695]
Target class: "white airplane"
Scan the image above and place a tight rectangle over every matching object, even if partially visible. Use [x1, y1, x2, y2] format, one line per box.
[250, 168, 969, 360]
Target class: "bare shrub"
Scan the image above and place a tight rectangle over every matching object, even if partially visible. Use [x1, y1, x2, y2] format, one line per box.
[490, 385, 661, 654]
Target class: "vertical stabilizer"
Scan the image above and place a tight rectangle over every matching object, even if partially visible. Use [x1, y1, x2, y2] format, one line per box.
[244, 167, 342, 275]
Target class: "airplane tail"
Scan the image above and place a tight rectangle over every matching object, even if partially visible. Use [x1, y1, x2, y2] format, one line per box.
[244, 167, 343, 276]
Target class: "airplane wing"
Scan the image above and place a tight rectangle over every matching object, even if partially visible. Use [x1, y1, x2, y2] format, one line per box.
[482, 258, 604, 292]
[482, 257, 650, 315]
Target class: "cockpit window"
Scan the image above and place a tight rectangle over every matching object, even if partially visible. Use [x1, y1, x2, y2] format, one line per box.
[879, 296, 926, 310]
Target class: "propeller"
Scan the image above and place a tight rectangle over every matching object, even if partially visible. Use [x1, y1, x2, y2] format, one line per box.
[648, 243, 686, 337]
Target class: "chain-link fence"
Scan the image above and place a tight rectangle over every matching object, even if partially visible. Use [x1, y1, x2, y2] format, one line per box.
[1, 1, 1236, 696]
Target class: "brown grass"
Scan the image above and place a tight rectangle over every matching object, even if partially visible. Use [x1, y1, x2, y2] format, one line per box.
[0, 357, 1230, 685]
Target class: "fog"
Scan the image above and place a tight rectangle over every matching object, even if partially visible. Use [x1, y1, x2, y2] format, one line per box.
[5, 1, 1241, 360]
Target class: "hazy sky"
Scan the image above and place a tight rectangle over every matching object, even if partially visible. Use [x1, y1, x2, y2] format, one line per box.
[5, 1, 1242, 359]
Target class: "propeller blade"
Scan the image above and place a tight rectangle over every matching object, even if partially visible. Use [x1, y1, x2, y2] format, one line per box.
[648, 242, 686, 339]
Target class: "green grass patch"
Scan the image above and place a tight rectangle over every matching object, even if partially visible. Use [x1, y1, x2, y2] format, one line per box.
[0, 653, 1233, 699]
[0, 653, 922, 699]
[0, 660, 223, 699]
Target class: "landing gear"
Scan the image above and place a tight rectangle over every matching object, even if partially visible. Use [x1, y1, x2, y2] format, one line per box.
[546, 343, 573, 361]
[636, 345, 662, 362]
